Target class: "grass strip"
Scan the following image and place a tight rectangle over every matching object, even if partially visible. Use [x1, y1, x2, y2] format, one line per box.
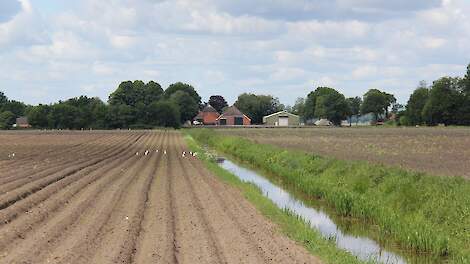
[184, 134, 367, 264]
[187, 129, 470, 263]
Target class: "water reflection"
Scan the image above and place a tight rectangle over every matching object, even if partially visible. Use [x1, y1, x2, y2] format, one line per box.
[218, 158, 407, 264]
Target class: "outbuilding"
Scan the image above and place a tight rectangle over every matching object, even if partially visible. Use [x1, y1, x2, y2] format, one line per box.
[193, 104, 220, 125]
[216, 106, 251, 126]
[263, 111, 300, 126]
[15, 117, 31, 129]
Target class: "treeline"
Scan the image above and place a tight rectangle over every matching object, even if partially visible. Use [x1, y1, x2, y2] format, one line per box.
[290, 87, 396, 125]
[290, 64, 470, 126]
[1, 63, 470, 129]
[0, 92, 28, 129]
[0, 81, 202, 129]
[402, 64, 470, 126]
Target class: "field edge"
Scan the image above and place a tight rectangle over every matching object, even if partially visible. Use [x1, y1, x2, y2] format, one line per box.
[184, 133, 367, 264]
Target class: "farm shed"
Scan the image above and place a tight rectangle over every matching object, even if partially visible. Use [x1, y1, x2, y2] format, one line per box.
[15, 117, 31, 128]
[216, 106, 251, 126]
[194, 104, 220, 125]
[263, 111, 300, 126]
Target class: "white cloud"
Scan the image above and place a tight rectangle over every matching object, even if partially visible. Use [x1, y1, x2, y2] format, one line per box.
[0, 0, 469, 106]
[351, 65, 378, 80]
[270, 67, 306, 81]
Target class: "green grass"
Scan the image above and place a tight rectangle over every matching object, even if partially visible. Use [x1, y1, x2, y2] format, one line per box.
[184, 134, 367, 264]
[187, 129, 470, 263]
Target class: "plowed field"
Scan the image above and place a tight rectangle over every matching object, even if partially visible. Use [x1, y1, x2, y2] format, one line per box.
[0, 130, 319, 264]
[218, 127, 470, 178]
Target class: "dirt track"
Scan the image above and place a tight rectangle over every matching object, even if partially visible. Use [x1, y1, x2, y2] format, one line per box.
[0, 130, 320, 264]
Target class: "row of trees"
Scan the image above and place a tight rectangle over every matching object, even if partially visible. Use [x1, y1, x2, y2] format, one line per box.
[0, 81, 204, 130]
[1, 63, 469, 129]
[402, 65, 470, 126]
[289, 87, 396, 125]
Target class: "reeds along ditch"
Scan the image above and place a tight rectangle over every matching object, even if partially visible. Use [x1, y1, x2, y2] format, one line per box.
[188, 129, 470, 263]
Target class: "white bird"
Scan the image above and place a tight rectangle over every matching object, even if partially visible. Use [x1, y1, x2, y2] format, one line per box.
[182, 151, 186, 158]
[193, 152, 198, 157]
[11, 153, 15, 158]
[145, 150, 149, 156]
[164, 150, 167, 155]
[156, 149, 159, 153]
[136, 152, 139, 156]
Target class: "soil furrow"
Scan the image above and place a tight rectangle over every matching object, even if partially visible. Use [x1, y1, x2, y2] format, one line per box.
[0, 130, 322, 264]
[0, 133, 146, 226]
[0, 132, 159, 263]
[0, 133, 137, 190]
[0, 133, 144, 211]
[169, 132, 227, 264]
[0, 132, 117, 177]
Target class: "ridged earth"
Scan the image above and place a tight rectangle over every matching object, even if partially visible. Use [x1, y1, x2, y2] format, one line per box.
[0, 130, 320, 264]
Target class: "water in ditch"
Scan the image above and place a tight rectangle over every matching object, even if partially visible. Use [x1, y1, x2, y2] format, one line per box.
[217, 158, 438, 264]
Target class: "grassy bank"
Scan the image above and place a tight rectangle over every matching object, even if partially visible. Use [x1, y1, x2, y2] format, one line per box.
[187, 129, 470, 263]
[184, 134, 367, 264]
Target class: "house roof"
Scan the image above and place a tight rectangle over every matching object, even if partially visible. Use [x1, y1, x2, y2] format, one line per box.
[16, 117, 29, 125]
[221, 105, 243, 116]
[262, 110, 299, 122]
[217, 106, 251, 121]
[202, 104, 218, 113]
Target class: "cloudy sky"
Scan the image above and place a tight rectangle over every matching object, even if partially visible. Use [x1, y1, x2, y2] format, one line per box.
[1, 0, 469, 106]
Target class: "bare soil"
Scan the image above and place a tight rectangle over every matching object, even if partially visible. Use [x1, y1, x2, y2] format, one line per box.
[0, 130, 320, 264]
[218, 127, 470, 179]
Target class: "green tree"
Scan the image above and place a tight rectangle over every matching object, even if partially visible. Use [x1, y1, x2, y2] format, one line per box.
[164, 82, 202, 106]
[1, 100, 27, 116]
[106, 104, 135, 129]
[291, 97, 306, 118]
[462, 63, 470, 94]
[170, 90, 199, 123]
[405, 82, 429, 125]
[304, 87, 349, 124]
[304, 87, 335, 120]
[313, 88, 350, 125]
[27, 104, 51, 128]
[109, 81, 138, 106]
[0, 91, 7, 107]
[48, 103, 80, 129]
[208, 95, 228, 113]
[361, 89, 396, 122]
[234, 93, 283, 124]
[346, 96, 362, 125]
[0, 111, 16, 129]
[143, 81, 164, 105]
[422, 77, 462, 126]
[457, 64, 470, 125]
[148, 101, 180, 128]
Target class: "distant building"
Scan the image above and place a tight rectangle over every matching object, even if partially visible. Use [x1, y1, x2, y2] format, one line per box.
[216, 106, 251, 126]
[15, 117, 31, 129]
[314, 119, 333, 126]
[263, 111, 300, 126]
[193, 104, 220, 125]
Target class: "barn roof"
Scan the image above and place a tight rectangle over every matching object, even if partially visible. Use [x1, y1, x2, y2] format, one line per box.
[16, 117, 29, 125]
[202, 104, 218, 113]
[221, 106, 243, 116]
[263, 110, 298, 119]
[217, 106, 251, 121]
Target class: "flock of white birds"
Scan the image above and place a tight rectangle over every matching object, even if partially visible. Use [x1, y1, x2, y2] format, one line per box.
[133, 149, 198, 158]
